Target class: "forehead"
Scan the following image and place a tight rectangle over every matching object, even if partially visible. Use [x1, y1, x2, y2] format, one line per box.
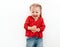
[30, 6, 40, 11]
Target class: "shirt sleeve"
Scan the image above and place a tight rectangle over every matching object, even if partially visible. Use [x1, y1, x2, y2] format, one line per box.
[39, 18, 46, 32]
[24, 16, 30, 30]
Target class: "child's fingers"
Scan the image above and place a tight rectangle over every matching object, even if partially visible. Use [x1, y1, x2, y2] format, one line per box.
[36, 28, 40, 32]
[32, 31, 36, 33]
[32, 25, 37, 28]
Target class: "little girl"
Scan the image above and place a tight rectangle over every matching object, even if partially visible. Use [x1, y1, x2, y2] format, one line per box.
[24, 3, 46, 47]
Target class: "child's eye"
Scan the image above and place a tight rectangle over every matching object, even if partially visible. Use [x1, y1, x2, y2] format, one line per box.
[32, 12, 34, 13]
[36, 12, 38, 13]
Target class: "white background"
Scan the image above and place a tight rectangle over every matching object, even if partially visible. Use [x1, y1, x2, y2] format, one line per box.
[0, 0, 60, 47]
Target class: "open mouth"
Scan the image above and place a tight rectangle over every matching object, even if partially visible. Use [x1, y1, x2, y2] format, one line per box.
[33, 15, 38, 17]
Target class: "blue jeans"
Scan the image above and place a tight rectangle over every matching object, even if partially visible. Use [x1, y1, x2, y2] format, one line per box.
[26, 37, 43, 47]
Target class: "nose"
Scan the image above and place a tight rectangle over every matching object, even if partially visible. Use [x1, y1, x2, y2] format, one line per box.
[34, 13, 37, 15]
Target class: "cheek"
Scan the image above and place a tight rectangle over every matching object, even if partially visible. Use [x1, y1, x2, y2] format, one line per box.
[38, 13, 40, 15]
[38, 12, 41, 15]
[31, 13, 34, 15]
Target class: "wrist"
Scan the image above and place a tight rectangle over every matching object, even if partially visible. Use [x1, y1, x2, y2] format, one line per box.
[28, 26, 32, 30]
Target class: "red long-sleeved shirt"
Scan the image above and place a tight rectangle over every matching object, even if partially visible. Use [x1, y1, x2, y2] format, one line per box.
[24, 16, 45, 38]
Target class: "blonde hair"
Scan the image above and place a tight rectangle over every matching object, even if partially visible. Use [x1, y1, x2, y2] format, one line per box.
[30, 3, 42, 17]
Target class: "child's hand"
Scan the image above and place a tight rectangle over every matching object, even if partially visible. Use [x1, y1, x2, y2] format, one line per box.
[28, 26, 36, 30]
[32, 26, 40, 32]
[31, 25, 37, 32]
[28, 25, 37, 32]
[36, 28, 40, 32]
[28, 26, 40, 32]
[32, 28, 40, 32]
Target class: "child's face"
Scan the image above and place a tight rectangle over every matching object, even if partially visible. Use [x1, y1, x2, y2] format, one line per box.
[30, 6, 41, 17]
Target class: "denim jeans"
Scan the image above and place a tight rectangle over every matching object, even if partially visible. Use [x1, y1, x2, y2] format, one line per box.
[26, 37, 43, 47]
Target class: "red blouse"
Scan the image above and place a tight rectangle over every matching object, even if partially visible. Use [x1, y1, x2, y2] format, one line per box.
[24, 16, 45, 38]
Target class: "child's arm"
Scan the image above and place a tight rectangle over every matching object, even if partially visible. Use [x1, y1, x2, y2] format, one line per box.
[39, 18, 45, 32]
[24, 16, 30, 30]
